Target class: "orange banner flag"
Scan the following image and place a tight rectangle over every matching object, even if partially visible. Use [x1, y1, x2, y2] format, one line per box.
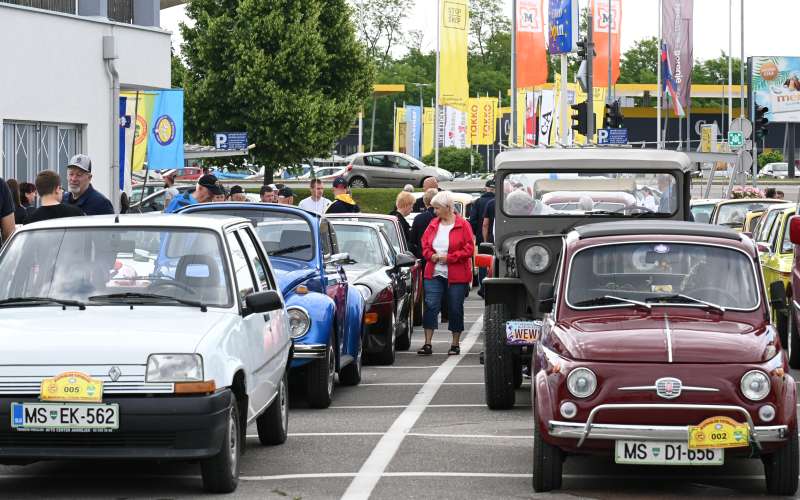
[516, 0, 547, 88]
[591, 0, 622, 87]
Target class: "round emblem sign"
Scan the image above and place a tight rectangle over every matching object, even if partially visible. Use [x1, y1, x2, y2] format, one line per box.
[153, 115, 176, 146]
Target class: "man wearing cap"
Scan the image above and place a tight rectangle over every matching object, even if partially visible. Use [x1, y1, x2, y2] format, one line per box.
[326, 177, 360, 214]
[277, 187, 295, 205]
[298, 178, 331, 215]
[62, 154, 114, 215]
[164, 173, 223, 213]
[260, 184, 277, 203]
[228, 185, 247, 202]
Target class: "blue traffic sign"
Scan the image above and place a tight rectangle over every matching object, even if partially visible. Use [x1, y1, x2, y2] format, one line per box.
[214, 132, 248, 150]
[598, 128, 628, 145]
[548, 0, 578, 54]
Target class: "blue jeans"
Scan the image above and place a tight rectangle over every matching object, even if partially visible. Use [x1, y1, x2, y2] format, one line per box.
[423, 276, 467, 333]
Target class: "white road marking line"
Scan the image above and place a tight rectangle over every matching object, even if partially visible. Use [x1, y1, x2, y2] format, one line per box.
[396, 351, 479, 355]
[245, 432, 384, 438]
[245, 432, 531, 440]
[322, 404, 531, 409]
[366, 365, 483, 369]
[341, 315, 484, 500]
[357, 382, 484, 386]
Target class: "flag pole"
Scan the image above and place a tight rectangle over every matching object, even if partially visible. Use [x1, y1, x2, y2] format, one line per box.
[511, 0, 518, 147]
[728, 0, 733, 127]
[607, 0, 612, 103]
[657, 0, 662, 149]
[435, 0, 441, 168]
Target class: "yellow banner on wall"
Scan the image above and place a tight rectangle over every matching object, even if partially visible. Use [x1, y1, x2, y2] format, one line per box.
[439, 0, 469, 112]
[393, 107, 406, 153]
[467, 97, 499, 146]
[121, 91, 155, 173]
[422, 107, 435, 157]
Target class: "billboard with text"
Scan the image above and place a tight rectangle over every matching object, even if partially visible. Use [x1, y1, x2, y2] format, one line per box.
[751, 56, 800, 123]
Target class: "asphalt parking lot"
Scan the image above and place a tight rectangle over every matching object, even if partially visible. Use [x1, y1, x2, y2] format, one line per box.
[1, 294, 799, 499]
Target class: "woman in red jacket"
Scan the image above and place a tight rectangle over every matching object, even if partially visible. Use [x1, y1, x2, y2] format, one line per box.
[417, 191, 475, 356]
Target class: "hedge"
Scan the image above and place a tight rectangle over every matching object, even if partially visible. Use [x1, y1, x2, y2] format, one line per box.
[421, 147, 484, 174]
[246, 188, 402, 214]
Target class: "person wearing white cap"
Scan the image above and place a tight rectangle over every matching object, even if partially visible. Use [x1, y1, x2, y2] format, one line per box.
[62, 154, 113, 215]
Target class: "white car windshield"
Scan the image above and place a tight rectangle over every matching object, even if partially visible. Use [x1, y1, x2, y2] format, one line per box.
[333, 225, 386, 266]
[567, 243, 759, 311]
[501, 172, 677, 216]
[0, 228, 232, 308]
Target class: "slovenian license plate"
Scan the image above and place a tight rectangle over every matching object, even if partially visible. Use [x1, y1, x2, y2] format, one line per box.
[505, 320, 542, 345]
[11, 402, 119, 431]
[615, 440, 724, 465]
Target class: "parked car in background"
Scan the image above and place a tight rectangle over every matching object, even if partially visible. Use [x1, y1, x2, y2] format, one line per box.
[298, 166, 347, 181]
[689, 198, 721, 224]
[129, 186, 193, 214]
[174, 166, 204, 182]
[328, 213, 423, 330]
[330, 220, 416, 364]
[343, 152, 453, 188]
[0, 215, 293, 493]
[179, 203, 365, 408]
[708, 199, 786, 231]
[761, 162, 789, 179]
[532, 220, 798, 495]
[212, 165, 258, 180]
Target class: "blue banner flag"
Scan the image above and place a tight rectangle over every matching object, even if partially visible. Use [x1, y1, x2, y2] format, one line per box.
[405, 106, 422, 159]
[146, 89, 184, 170]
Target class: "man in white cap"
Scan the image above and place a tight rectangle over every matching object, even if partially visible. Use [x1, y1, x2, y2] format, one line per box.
[62, 154, 113, 215]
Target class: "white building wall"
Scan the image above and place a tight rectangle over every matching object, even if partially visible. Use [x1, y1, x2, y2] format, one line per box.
[0, 4, 171, 200]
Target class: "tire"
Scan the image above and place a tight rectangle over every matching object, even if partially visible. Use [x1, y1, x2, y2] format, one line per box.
[513, 357, 523, 389]
[307, 335, 335, 409]
[532, 395, 563, 492]
[763, 428, 799, 495]
[339, 339, 362, 386]
[200, 396, 241, 493]
[776, 308, 789, 349]
[789, 307, 800, 369]
[349, 176, 368, 189]
[484, 303, 515, 409]
[256, 370, 289, 445]
[373, 311, 397, 365]
[395, 304, 412, 351]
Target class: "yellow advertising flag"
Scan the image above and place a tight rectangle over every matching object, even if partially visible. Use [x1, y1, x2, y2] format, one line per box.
[122, 91, 155, 173]
[422, 107, 435, 157]
[393, 108, 406, 153]
[477, 97, 498, 145]
[439, 0, 469, 112]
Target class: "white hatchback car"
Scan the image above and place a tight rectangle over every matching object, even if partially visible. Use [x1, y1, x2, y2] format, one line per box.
[0, 214, 292, 493]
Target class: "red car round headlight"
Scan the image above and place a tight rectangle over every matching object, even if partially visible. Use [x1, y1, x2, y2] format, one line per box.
[740, 370, 770, 401]
[567, 367, 597, 398]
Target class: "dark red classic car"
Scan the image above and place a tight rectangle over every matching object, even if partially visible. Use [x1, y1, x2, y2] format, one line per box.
[533, 220, 798, 495]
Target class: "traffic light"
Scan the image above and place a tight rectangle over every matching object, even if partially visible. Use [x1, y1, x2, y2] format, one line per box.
[602, 103, 611, 129]
[571, 102, 589, 136]
[754, 105, 769, 141]
[576, 37, 588, 60]
[609, 100, 624, 128]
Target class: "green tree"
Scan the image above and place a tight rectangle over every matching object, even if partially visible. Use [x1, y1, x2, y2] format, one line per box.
[619, 37, 659, 84]
[469, 0, 509, 61]
[421, 147, 483, 174]
[351, 0, 412, 66]
[182, 0, 374, 181]
[170, 49, 186, 88]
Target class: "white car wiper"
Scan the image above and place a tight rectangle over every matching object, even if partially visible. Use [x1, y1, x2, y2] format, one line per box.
[0, 296, 86, 310]
[647, 293, 726, 313]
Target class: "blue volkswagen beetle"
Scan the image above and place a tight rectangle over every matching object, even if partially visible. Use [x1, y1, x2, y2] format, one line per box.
[179, 203, 364, 408]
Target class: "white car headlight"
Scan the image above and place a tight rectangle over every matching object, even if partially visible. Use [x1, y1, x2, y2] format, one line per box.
[287, 306, 311, 338]
[146, 354, 203, 382]
[567, 367, 597, 398]
[523, 245, 551, 274]
[741, 370, 770, 401]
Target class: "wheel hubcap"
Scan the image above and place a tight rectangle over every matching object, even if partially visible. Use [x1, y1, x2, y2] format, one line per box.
[228, 408, 238, 475]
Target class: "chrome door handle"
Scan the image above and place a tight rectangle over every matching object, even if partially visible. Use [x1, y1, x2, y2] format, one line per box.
[263, 313, 270, 321]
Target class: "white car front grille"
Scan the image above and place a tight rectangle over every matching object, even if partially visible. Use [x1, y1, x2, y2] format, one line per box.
[0, 365, 173, 395]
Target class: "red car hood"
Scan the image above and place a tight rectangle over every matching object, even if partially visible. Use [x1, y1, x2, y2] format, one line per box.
[555, 313, 769, 364]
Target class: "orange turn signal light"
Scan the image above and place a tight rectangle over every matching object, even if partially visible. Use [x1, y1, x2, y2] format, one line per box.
[475, 254, 493, 269]
[174, 381, 216, 394]
[295, 285, 309, 295]
[364, 312, 379, 325]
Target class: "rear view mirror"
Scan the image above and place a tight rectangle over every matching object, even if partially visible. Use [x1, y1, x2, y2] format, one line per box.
[325, 253, 350, 266]
[245, 290, 283, 314]
[790, 216, 800, 245]
[395, 252, 416, 268]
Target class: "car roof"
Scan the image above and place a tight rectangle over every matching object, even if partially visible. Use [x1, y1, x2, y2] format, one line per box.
[327, 213, 398, 222]
[715, 198, 786, 206]
[19, 214, 249, 231]
[495, 148, 693, 173]
[180, 201, 323, 221]
[690, 198, 721, 205]
[573, 220, 742, 241]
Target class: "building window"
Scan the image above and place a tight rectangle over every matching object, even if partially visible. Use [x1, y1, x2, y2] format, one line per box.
[107, 0, 132, 23]
[0, 0, 76, 14]
[2, 121, 83, 183]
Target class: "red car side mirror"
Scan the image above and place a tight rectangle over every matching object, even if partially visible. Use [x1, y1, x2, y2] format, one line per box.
[790, 216, 800, 245]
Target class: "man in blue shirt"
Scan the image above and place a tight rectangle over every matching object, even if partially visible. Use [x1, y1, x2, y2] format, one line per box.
[62, 154, 114, 215]
[164, 173, 223, 213]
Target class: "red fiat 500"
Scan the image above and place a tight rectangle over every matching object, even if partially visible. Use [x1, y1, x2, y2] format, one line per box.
[533, 220, 798, 495]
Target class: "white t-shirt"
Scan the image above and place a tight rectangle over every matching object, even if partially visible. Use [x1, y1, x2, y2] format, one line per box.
[298, 196, 332, 215]
[432, 221, 454, 278]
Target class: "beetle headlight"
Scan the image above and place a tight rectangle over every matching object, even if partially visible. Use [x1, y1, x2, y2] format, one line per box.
[740, 370, 770, 401]
[523, 245, 551, 274]
[287, 306, 311, 338]
[146, 354, 203, 382]
[566, 367, 597, 398]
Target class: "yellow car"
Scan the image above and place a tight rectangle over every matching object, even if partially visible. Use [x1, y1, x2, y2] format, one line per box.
[743, 210, 764, 235]
[708, 198, 787, 231]
[753, 203, 796, 343]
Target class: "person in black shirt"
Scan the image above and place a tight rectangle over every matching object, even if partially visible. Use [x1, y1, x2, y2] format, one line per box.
[412, 177, 440, 212]
[409, 188, 437, 259]
[326, 177, 360, 214]
[0, 177, 15, 241]
[6, 179, 29, 225]
[25, 170, 83, 224]
[389, 190, 414, 245]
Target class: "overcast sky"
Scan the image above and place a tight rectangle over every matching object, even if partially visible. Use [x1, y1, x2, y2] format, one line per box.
[161, 0, 798, 63]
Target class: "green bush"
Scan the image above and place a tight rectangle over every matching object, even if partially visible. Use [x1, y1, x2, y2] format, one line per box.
[758, 149, 783, 169]
[246, 187, 401, 214]
[421, 147, 483, 174]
